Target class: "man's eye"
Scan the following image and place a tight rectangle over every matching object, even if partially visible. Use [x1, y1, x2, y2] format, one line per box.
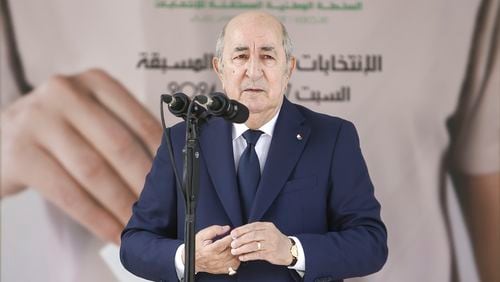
[262, 55, 275, 60]
[233, 54, 248, 60]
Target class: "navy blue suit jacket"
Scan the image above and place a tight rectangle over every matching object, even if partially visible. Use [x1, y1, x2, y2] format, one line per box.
[121, 98, 387, 282]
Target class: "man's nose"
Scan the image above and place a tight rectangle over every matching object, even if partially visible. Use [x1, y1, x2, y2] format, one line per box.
[245, 56, 263, 80]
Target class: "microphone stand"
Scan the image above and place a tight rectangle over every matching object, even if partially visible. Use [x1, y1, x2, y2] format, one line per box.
[183, 101, 201, 282]
[161, 93, 245, 282]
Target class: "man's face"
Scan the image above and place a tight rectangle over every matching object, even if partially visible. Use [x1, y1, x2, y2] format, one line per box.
[214, 14, 294, 116]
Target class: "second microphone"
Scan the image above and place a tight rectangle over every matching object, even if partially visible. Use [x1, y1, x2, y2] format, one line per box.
[195, 92, 249, 124]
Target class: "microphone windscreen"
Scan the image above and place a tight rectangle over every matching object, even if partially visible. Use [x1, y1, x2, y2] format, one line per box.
[195, 95, 208, 104]
[161, 94, 172, 104]
[228, 101, 249, 123]
[170, 92, 190, 113]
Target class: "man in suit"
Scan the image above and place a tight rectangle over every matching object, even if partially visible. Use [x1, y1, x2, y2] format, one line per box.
[120, 11, 387, 282]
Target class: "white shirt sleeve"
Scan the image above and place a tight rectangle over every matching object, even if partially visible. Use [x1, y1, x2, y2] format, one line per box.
[174, 244, 185, 281]
[287, 236, 306, 276]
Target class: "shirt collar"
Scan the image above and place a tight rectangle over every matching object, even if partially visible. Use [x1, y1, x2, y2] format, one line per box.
[232, 107, 281, 141]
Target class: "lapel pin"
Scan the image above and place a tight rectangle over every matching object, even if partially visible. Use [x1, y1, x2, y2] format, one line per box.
[296, 133, 303, 140]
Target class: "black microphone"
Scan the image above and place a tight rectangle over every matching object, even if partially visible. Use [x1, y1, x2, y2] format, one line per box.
[162, 93, 190, 118]
[162, 92, 209, 120]
[195, 92, 249, 123]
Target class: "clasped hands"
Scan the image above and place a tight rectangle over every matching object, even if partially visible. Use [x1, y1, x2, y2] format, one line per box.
[181, 222, 294, 275]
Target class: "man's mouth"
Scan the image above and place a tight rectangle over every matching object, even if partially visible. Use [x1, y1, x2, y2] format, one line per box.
[243, 88, 264, 92]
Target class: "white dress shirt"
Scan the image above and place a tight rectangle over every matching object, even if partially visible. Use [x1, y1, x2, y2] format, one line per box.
[175, 109, 306, 279]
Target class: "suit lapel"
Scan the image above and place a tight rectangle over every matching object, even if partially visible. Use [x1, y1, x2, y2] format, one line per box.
[199, 118, 243, 227]
[249, 99, 310, 222]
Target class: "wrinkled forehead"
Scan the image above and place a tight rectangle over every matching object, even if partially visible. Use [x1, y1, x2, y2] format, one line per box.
[224, 15, 284, 54]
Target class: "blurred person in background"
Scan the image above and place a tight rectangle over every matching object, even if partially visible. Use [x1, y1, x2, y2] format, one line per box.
[1, 0, 498, 281]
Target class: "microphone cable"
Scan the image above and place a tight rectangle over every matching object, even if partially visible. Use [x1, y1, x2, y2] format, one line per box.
[160, 96, 183, 196]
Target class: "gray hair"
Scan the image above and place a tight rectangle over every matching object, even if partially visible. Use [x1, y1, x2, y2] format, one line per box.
[215, 21, 294, 66]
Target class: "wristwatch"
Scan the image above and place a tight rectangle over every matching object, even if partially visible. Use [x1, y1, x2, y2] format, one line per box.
[289, 238, 299, 267]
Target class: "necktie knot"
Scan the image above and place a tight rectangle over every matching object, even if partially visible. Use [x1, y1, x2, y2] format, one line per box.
[242, 130, 263, 146]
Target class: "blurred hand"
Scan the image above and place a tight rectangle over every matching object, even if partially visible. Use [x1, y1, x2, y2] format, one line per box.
[230, 222, 293, 266]
[181, 225, 240, 275]
[1, 69, 162, 244]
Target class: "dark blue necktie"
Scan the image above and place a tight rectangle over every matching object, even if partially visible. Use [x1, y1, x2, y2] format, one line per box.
[237, 129, 263, 221]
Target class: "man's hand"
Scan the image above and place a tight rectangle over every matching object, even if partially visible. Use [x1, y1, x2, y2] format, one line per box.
[0, 69, 162, 244]
[230, 222, 293, 266]
[181, 225, 240, 274]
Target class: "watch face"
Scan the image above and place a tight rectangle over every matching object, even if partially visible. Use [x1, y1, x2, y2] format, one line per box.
[291, 245, 299, 258]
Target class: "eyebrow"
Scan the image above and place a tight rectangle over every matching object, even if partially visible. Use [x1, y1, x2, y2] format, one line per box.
[233, 46, 276, 52]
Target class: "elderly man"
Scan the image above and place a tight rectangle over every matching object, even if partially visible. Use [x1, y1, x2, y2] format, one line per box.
[120, 11, 387, 282]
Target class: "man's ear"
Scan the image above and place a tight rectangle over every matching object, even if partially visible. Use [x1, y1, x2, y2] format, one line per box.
[212, 57, 225, 89]
[286, 56, 296, 78]
[213, 57, 223, 77]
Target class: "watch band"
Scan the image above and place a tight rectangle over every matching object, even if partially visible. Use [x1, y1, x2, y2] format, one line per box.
[289, 238, 298, 267]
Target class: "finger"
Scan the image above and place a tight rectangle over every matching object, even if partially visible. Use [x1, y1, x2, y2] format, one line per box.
[25, 144, 123, 244]
[48, 77, 152, 196]
[207, 234, 233, 253]
[230, 222, 269, 239]
[0, 105, 30, 196]
[74, 69, 162, 156]
[36, 117, 136, 225]
[239, 251, 265, 262]
[197, 225, 230, 241]
[231, 241, 262, 256]
[230, 230, 265, 249]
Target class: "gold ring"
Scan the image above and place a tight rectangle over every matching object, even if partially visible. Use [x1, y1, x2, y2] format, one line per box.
[228, 266, 236, 276]
[257, 242, 262, 251]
